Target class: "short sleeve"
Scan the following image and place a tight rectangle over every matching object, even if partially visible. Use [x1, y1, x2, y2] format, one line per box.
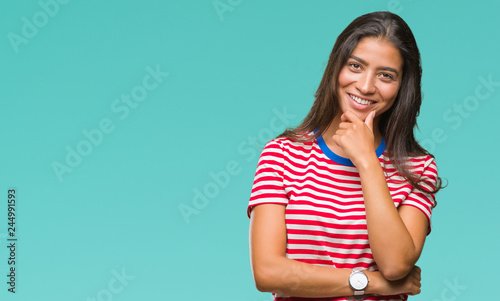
[247, 139, 289, 217]
[400, 156, 439, 234]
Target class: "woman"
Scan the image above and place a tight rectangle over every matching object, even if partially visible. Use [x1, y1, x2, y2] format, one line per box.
[247, 11, 443, 301]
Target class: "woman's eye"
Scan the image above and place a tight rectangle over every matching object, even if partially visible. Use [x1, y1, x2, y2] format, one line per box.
[348, 62, 361, 70]
[380, 73, 395, 80]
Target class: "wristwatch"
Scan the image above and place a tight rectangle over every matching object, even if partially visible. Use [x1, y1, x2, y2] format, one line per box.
[349, 267, 369, 300]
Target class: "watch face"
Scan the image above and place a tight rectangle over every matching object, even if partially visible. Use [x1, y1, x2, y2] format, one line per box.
[350, 273, 368, 290]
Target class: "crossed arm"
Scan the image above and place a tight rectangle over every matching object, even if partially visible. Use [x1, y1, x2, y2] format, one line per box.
[249, 203, 425, 298]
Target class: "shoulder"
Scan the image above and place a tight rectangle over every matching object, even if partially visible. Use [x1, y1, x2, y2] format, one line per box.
[381, 153, 439, 187]
[382, 153, 437, 175]
[406, 154, 438, 176]
[405, 154, 440, 193]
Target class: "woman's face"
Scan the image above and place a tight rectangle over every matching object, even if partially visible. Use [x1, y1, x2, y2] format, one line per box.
[336, 37, 403, 124]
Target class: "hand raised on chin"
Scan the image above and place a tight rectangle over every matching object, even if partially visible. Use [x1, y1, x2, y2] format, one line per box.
[332, 110, 377, 167]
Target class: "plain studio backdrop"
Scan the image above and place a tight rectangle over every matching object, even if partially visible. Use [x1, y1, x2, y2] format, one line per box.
[0, 0, 498, 300]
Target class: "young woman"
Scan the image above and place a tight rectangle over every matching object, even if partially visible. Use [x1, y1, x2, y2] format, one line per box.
[247, 11, 443, 301]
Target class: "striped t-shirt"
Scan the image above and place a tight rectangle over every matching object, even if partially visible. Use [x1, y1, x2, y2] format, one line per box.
[248, 136, 438, 301]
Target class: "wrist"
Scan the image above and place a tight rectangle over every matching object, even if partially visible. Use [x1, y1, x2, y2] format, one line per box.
[354, 154, 380, 172]
[364, 271, 382, 295]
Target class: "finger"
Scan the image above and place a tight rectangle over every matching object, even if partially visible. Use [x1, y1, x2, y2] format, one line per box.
[409, 267, 421, 281]
[340, 113, 349, 122]
[409, 280, 422, 294]
[413, 266, 421, 278]
[332, 135, 340, 146]
[334, 130, 346, 137]
[341, 110, 361, 123]
[364, 110, 376, 132]
[338, 122, 351, 129]
[410, 286, 421, 296]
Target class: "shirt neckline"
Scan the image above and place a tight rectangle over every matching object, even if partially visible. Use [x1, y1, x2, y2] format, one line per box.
[316, 135, 386, 167]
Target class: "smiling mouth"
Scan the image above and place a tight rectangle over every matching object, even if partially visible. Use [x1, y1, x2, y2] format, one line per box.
[349, 93, 375, 105]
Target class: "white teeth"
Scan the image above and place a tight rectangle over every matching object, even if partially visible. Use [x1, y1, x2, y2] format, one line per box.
[350, 94, 374, 105]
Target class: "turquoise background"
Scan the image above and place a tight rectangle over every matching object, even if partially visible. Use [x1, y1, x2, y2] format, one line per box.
[1, 0, 498, 300]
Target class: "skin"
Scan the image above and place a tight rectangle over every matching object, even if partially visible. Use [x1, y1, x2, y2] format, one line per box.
[249, 37, 428, 298]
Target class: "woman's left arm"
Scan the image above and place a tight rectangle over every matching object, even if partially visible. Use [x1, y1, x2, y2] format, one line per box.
[333, 110, 430, 281]
[357, 157, 428, 281]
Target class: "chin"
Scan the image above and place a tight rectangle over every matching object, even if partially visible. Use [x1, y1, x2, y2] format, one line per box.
[342, 108, 369, 121]
[356, 111, 370, 121]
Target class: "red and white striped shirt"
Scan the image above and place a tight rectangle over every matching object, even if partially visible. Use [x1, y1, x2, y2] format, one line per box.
[248, 136, 438, 301]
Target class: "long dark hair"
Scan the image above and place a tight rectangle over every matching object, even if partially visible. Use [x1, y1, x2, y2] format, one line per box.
[279, 11, 443, 194]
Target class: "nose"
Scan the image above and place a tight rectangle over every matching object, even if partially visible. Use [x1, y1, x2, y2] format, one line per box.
[356, 72, 376, 95]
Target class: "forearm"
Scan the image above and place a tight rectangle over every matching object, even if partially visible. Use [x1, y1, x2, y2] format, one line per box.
[253, 256, 387, 297]
[250, 204, 391, 297]
[357, 156, 418, 279]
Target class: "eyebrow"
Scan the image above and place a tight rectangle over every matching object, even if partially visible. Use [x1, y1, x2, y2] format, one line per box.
[350, 55, 400, 77]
